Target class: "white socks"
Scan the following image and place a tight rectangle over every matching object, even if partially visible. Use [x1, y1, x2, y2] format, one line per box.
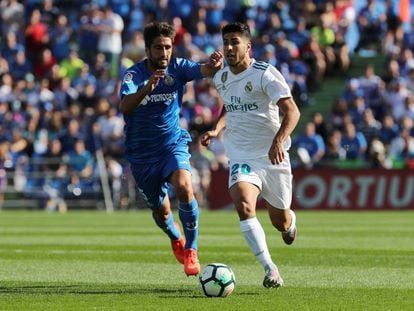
[286, 209, 296, 234]
[240, 217, 275, 270]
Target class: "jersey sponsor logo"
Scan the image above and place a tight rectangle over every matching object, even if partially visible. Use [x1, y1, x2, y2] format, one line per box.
[224, 102, 259, 112]
[245, 81, 253, 92]
[123, 72, 134, 83]
[147, 92, 177, 103]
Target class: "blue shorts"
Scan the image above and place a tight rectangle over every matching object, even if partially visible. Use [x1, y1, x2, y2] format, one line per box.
[130, 143, 192, 210]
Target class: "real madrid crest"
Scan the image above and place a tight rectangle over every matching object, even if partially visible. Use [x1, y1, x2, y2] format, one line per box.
[221, 72, 228, 83]
[164, 74, 174, 86]
[245, 81, 253, 92]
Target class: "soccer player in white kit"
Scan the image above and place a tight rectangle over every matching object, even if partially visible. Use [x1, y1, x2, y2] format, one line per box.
[201, 22, 300, 288]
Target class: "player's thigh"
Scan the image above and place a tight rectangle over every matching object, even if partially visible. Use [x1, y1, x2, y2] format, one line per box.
[260, 156, 293, 211]
[228, 159, 262, 219]
[163, 146, 194, 199]
[130, 163, 168, 210]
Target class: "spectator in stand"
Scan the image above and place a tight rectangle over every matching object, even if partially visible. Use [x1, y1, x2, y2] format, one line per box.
[287, 17, 310, 51]
[95, 105, 124, 157]
[125, 0, 144, 37]
[198, 0, 225, 33]
[321, 129, 346, 167]
[0, 73, 13, 101]
[43, 138, 68, 212]
[78, 4, 101, 66]
[96, 6, 124, 78]
[38, 78, 55, 111]
[38, 0, 60, 27]
[59, 49, 84, 80]
[311, 111, 329, 142]
[64, 138, 96, 200]
[53, 77, 78, 111]
[59, 118, 85, 153]
[340, 122, 368, 160]
[25, 9, 49, 63]
[382, 0, 404, 54]
[368, 137, 391, 169]
[167, 0, 194, 30]
[292, 121, 326, 168]
[358, 63, 384, 117]
[356, 0, 386, 52]
[78, 82, 98, 112]
[10, 51, 33, 80]
[403, 95, 414, 121]
[384, 78, 409, 122]
[34, 48, 56, 79]
[0, 0, 24, 37]
[192, 21, 214, 54]
[45, 109, 64, 140]
[2, 32, 25, 64]
[311, 15, 336, 75]
[358, 108, 382, 148]
[123, 31, 146, 63]
[378, 113, 399, 147]
[72, 64, 97, 94]
[388, 128, 414, 167]
[49, 13, 72, 62]
[0, 56, 10, 77]
[176, 32, 208, 62]
[400, 115, 414, 137]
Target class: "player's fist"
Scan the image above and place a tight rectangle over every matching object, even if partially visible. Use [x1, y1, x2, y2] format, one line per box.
[200, 130, 217, 147]
[209, 50, 224, 68]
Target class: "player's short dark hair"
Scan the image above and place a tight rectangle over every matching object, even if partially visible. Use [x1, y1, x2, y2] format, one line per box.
[221, 22, 251, 40]
[143, 22, 176, 47]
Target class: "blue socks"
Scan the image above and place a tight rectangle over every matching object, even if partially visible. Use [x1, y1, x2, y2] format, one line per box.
[152, 212, 181, 241]
[178, 199, 199, 250]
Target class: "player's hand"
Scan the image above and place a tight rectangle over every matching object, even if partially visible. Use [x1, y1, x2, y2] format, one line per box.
[209, 50, 224, 68]
[146, 69, 166, 92]
[200, 130, 218, 147]
[268, 140, 285, 165]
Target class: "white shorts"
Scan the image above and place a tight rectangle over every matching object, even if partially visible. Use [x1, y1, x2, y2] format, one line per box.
[228, 156, 293, 210]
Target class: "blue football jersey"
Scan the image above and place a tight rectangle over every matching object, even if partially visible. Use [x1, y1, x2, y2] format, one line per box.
[120, 57, 202, 164]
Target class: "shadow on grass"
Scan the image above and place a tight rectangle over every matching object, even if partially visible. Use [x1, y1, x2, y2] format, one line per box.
[0, 284, 260, 299]
[0, 284, 193, 297]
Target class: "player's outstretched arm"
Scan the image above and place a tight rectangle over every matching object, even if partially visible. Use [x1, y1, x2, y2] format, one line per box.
[268, 97, 300, 165]
[119, 69, 166, 115]
[201, 106, 227, 146]
[200, 50, 224, 78]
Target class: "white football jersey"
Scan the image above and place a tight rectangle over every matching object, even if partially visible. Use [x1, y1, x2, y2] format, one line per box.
[213, 59, 292, 160]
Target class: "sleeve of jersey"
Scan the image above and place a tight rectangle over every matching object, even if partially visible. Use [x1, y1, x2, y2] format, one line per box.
[262, 66, 292, 103]
[176, 58, 203, 82]
[119, 70, 140, 99]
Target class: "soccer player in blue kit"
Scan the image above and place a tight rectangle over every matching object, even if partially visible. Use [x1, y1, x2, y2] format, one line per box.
[119, 22, 223, 276]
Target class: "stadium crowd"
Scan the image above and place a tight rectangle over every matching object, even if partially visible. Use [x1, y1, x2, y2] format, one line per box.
[0, 0, 413, 210]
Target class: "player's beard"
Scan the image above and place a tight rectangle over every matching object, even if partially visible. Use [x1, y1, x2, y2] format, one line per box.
[148, 56, 169, 70]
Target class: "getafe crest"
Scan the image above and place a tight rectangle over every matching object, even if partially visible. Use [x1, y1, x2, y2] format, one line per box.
[245, 81, 253, 92]
[123, 72, 133, 83]
[164, 74, 174, 86]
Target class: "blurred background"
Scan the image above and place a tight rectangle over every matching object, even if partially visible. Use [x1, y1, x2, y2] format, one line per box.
[0, 0, 413, 212]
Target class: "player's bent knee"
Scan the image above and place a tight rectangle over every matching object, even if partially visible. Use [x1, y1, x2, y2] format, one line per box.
[236, 202, 255, 219]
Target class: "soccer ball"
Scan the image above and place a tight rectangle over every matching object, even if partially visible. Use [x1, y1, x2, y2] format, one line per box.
[199, 263, 235, 297]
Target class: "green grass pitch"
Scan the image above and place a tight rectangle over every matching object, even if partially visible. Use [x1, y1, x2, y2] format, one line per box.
[0, 210, 413, 310]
